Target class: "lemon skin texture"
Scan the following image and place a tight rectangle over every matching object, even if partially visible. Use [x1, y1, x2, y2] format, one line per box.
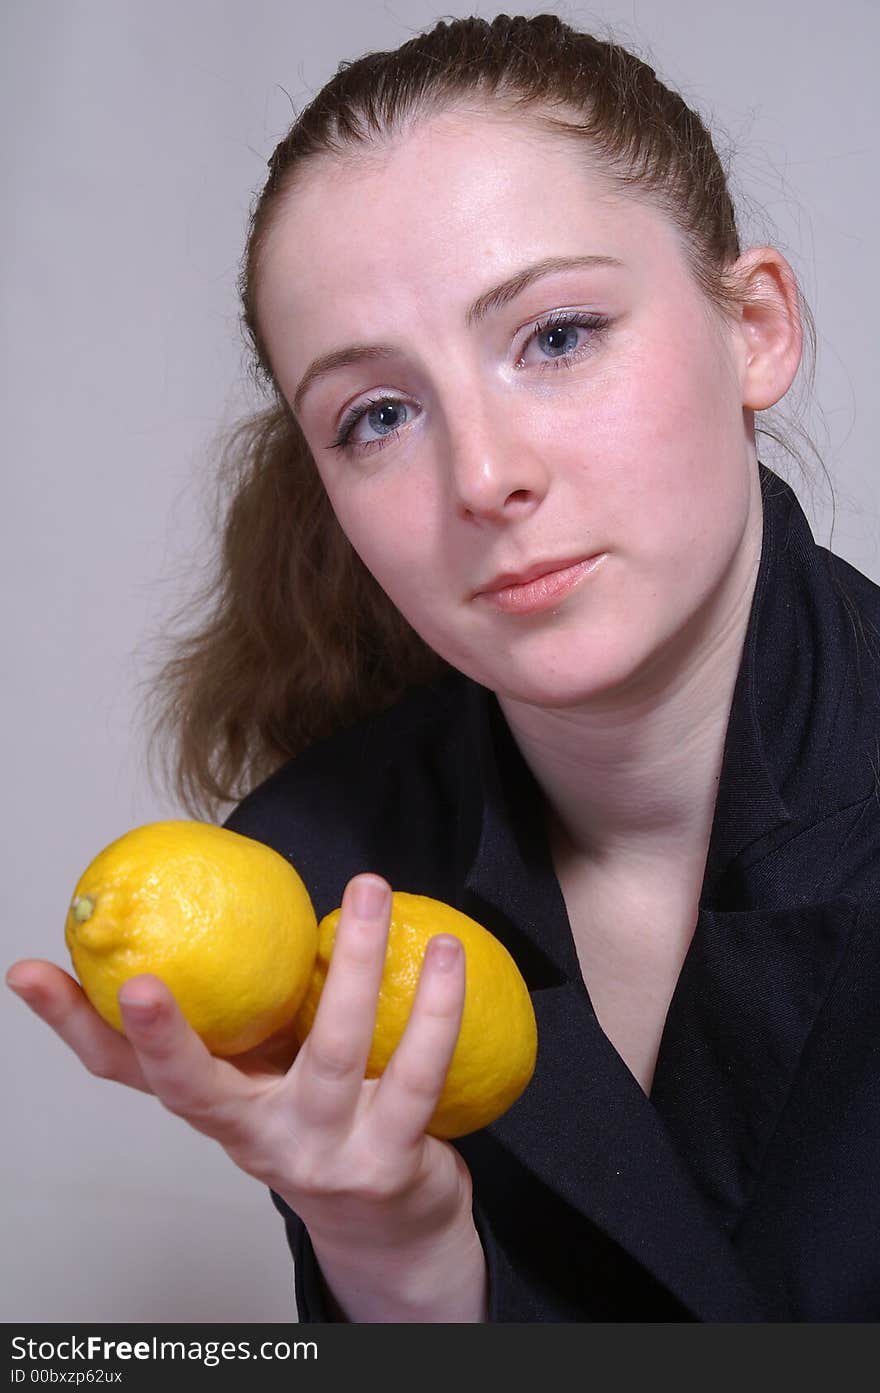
[65, 821, 318, 1057]
[295, 891, 537, 1139]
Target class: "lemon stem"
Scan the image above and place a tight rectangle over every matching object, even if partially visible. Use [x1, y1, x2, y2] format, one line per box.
[72, 895, 95, 923]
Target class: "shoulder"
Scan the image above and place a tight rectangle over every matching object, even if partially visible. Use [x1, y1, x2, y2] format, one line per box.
[222, 671, 475, 916]
[229, 669, 469, 815]
[806, 548, 880, 906]
[809, 543, 880, 910]
[823, 543, 880, 628]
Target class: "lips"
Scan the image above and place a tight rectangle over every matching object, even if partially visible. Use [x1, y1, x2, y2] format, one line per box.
[477, 555, 599, 596]
[475, 554, 606, 615]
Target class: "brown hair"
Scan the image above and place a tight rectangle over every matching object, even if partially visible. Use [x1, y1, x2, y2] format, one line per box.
[142, 12, 821, 820]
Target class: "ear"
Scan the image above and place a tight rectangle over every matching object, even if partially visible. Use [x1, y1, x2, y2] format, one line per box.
[728, 246, 803, 410]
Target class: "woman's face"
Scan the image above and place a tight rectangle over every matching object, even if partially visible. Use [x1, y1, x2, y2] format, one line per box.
[256, 108, 763, 709]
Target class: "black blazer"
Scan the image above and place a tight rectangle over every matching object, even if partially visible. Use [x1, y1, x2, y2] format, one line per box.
[224, 464, 880, 1321]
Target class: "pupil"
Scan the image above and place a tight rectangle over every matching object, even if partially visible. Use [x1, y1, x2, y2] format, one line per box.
[545, 325, 576, 356]
[368, 402, 403, 435]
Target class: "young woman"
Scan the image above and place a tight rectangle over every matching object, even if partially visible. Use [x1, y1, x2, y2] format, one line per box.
[8, 14, 880, 1322]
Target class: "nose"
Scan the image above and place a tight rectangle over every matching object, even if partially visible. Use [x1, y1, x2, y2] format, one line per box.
[442, 394, 549, 522]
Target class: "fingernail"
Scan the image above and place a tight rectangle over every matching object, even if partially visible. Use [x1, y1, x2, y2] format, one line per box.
[119, 994, 161, 1025]
[429, 936, 462, 971]
[352, 877, 389, 919]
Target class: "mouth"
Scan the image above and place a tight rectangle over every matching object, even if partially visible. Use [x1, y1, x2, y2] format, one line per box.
[475, 554, 606, 614]
[476, 555, 593, 595]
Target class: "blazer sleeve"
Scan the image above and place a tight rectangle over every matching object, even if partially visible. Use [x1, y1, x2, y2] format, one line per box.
[269, 1187, 545, 1322]
[269, 1191, 335, 1322]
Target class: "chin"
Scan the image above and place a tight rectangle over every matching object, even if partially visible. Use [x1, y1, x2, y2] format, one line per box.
[475, 651, 638, 710]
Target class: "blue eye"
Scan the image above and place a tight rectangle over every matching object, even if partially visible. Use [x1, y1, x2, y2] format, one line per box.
[328, 395, 416, 457]
[526, 310, 610, 366]
[327, 311, 610, 456]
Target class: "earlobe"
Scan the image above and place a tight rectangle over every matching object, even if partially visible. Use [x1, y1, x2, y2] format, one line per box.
[733, 247, 803, 411]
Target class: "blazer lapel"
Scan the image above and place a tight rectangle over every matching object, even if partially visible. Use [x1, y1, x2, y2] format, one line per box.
[457, 689, 765, 1318]
[463, 841, 771, 1320]
[490, 976, 771, 1320]
[650, 894, 860, 1228]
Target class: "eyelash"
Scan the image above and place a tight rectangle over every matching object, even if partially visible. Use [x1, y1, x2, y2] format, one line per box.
[326, 310, 611, 456]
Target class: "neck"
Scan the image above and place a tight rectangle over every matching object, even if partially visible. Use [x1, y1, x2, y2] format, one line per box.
[497, 508, 763, 876]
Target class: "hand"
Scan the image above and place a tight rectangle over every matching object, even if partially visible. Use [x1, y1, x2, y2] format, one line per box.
[6, 874, 476, 1270]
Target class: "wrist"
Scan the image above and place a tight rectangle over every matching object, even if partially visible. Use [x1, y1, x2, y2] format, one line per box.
[310, 1203, 488, 1322]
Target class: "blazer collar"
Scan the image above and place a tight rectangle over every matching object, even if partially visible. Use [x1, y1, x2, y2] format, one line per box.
[700, 464, 875, 899]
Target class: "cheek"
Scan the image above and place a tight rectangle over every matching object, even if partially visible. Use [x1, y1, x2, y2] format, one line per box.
[332, 476, 481, 667]
[581, 327, 744, 539]
[326, 474, 441, 611]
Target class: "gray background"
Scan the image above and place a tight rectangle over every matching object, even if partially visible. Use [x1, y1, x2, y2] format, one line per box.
[3, 0, 877, 1322]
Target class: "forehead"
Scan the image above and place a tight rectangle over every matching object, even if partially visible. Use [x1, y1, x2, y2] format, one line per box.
[255, 106, 692, 349]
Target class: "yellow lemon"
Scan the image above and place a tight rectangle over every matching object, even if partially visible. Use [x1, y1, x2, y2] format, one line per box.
[65, 820, 318, 1056]
[294, 892, 537, 1139]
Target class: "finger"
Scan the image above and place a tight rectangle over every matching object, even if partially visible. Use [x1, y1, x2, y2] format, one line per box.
[367, 933, 466, 1150]
[115, 974, 254, 1144]
[293, 874, 391, 1129]
[6, 959, 151, 1093]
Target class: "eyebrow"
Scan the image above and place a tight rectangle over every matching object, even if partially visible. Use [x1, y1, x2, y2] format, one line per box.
[291, 253, 624, 415]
